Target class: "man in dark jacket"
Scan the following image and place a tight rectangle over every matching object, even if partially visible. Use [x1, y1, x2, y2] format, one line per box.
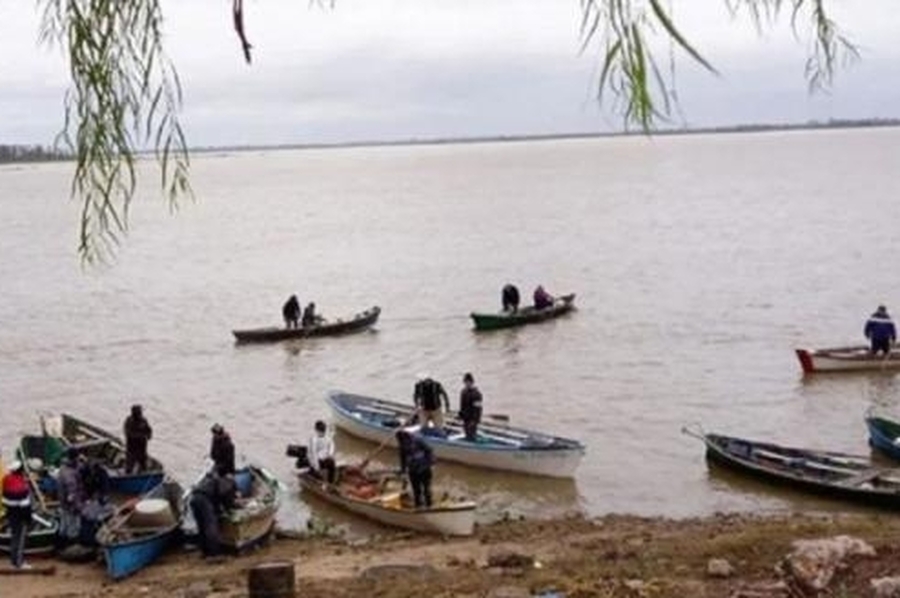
[865, 305, 896, 355]
[502, 284, 520, 312]
[282, 295, 300, 329]
[458, 372, 483, 441]
[413, 374, 450, 429]
[2, 460, 33, 569]
[210, 424, 236, 475]
[396, 429, 434, 508]
[190, 470, 238, 558]
[123, 404, 153, 473]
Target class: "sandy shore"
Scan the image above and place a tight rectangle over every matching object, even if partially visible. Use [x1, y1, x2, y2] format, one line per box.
[6, 510, 900, 597]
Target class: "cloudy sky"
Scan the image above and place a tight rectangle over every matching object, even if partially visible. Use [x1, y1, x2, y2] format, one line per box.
[1, 0, 899, 147]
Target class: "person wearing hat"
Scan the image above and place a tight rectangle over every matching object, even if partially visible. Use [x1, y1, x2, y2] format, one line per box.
[2, 460, 33, 569]
[56, 447, 84, 547]
[865, 305, 897, 355]
[413, 374, 450, 430]
[458, 372, 484, 442]
[209, 424, 236, 476]
[123, 404, 153, 474]
[395, 429, 434, 509]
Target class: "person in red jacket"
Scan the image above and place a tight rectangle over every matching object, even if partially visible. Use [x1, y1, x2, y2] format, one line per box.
[2, 460, 33, 569]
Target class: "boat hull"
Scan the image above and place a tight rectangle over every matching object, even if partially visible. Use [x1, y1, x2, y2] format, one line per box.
[795, 346, 900, 373]
[700, 432, 900, 509]
[297, 470, 475, 536]
[36, 414, 165, 496]
[0, 512, 58, 556]
[97, 480, 183, 580]
[327, 392, 584, 478]
[217, 466, 280, 552]
[233, 306, 380, 343]
[470, 294, 575, 331]
[866, 415, 900, 462]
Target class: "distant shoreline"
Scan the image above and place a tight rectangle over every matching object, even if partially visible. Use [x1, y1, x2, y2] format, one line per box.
[3, 118, 899, 164]
[192, 117, 900, 154]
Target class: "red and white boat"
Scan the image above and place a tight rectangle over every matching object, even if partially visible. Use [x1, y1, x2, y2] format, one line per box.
[795, 345, 900, 374]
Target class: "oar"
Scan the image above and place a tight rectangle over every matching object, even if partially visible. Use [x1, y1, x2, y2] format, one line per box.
[486, 413, 510, 424]
[359, 415, 412, 469]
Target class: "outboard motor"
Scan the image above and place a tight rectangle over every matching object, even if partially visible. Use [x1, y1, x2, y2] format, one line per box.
[285, 444, 310, 469]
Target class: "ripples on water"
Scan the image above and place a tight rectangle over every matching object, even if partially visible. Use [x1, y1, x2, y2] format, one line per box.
[3, 128, 900, 532]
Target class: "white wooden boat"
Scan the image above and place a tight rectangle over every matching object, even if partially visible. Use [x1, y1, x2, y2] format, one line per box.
[795, 345, 900, 373]
[327, 391, 585, 478]
[296, 465, 475, 536]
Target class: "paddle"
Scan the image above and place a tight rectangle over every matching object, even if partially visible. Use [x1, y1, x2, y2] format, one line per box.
[358, 413, 413, 470]
[486, 413, 510, 424]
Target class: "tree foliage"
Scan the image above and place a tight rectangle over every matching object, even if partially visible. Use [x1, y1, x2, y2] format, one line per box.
[40, 0, 856, 261]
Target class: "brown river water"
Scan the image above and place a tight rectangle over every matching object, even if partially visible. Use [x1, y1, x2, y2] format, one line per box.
[3, 127, 900, 533]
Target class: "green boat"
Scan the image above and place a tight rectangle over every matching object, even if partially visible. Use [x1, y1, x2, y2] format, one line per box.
[470, 293, 576, 331]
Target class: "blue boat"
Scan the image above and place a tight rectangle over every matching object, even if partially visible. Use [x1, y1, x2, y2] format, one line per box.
[865, 414, 900, 462]
[96, 479, 183, 580]
[327, 391, 585, 478]
[32, 414, 165, 496]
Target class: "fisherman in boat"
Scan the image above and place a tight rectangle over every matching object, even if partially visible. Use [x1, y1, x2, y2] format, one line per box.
[282, 294, 301, 329]
[308, 420, 336, 484]
[210, 424, 236, 476]
[533, 285, 554, 310]
[413, 374, 450, 429]
[2, 460, 33, 569]
[56, 447, 84, 548]
[458, 372, 483, 442]
[123, 404, 153, 474]
[502, 284, 520, 313]
[301, 302, 322, 327]
[396, 429, 434, 508]
[864, 304, 897, 355]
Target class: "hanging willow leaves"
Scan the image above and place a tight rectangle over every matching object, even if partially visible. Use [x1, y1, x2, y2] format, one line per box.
[39, 0, 191, 263]
[580, 0, 857, 130]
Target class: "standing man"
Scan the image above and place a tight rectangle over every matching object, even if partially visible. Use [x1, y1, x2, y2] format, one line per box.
[210, 424, 236, 475]
[865, 305, 897, 355]
[458, 372, 484, 442]
[123, 404, 153, 473]
[413, 374, 450, 429]
[282, 295, 301, 329]
[502, 284, 520, 313]
[2, 460, 33, 569]
[56, 448, 83, 548]
[396, 429, 434, 509]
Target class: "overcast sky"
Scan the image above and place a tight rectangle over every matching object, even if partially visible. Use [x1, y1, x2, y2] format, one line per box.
[1, 1, 899, 147]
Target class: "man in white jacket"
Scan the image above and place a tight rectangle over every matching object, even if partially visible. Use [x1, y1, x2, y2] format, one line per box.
[308, 420, 336, 484]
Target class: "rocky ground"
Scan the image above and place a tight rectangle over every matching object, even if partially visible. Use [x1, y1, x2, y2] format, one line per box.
[6, 511, 900, 597]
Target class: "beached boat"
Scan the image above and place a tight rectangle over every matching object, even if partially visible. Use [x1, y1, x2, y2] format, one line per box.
[27, 414, 165, 496]
[794, 345, 900, 374]
[865, 414, 900, 462]
[0, 510, 58, 556]
[232, 306, 381, 343]
[690, 429, 900, 509]
[327, 391, 585, 478]
[217, 465, 281, 551]
[295, 464, 475, 536]
[470, 293, 576, 331]
[96, 479, 183, 579]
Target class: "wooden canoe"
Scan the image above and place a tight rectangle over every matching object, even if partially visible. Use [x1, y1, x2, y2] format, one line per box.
[296, 465, 475, 536]
[30, 414, 165, 496]
[692, 430, 900, 509]
[96, 479, 184, 579]
[232, 306, 380, 343]
[327, 391, 585, 478]
[794, 345, 900, 374]
[470, 294, 575, 331]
